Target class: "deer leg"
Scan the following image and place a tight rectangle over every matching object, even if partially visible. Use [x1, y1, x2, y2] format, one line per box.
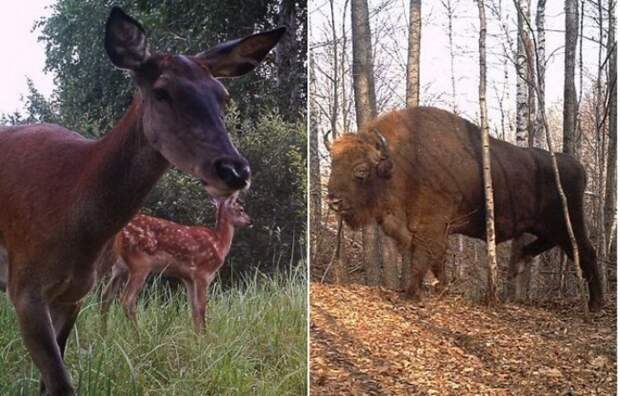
[0, 246, 7, 292]
[11, 288, 74, 396]
[189, 278, 208, 334]
[39, 302, 81, 394]
[120, 270, 148, 326]
[51, 302, 81, 358]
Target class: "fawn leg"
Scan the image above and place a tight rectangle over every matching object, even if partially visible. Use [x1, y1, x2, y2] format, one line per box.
[100, 263, 128, 329]
[189, 278, 208, 334]
[120, 270, 148, 326]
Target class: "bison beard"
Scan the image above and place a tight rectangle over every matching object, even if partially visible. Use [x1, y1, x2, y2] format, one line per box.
[327, 106, 603, 311]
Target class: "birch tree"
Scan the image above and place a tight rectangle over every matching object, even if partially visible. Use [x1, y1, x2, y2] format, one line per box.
[477, 0, 499, 304]
[515, 0, 533, 147]
[512, 0, 535, 301]
[406, 0, 422, 106]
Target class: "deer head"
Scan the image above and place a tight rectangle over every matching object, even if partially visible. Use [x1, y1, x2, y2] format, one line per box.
[104, 7, 285, 197]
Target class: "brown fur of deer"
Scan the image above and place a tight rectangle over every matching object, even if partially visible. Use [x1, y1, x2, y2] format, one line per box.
[0, 7, 283, 395]
[101, 194, 251, 333]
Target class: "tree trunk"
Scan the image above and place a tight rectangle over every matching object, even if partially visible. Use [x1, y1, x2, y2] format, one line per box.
[525, 8, 589, 316]
[309, 50, 322, 258]
[351, 0, 382, 286]
[393, 0, 423, 291]
[329, 0, 340, 136]
[604, 0, 616, 273]
[442, 0, 457, 113]
[406, 0, 422, 107]
[515, 0, 532, 147]
[513, 0, 534, 301]
[477, 0, 499, 304]
[563, 0, 578, 156]
[276, 0, 301, 121]
[533, 0, 546, 148]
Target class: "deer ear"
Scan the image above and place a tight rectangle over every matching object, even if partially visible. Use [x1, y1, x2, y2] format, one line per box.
[196, 28, 286, 78]
[376, 159, 394, 179]
[104, 7, 149, 70]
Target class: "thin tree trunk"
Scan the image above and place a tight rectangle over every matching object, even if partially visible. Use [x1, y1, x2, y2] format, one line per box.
[442, 0, 458, 113]
[309, 50, 322, 261]
[520, 5, 589, 317]
[397, 0, 423, 291]
[593, 0, 608, 297]
[563, 0, 578, 156]
[406, 0, 422, 107]
[513, 0, 534, 301]
[341, 0, 351, 133]
[604, 0, 616, 262]
[477, 0, 499, 304]
[515, 0, 531, 147]
[351, 0, 382, 286]
[533, 0, 546, 148]
[276, 0, 300, 121]
[329, 0, 340, 136]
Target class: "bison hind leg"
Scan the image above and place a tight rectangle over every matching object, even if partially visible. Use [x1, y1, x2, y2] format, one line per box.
[558, 234, 603, 312]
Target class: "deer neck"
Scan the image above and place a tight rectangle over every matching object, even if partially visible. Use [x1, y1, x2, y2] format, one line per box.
[214, 210, 236, 259]
[84, 96, 169, 239]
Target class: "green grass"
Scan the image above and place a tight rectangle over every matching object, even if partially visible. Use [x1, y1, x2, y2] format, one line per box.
[0, 266, 307, 395]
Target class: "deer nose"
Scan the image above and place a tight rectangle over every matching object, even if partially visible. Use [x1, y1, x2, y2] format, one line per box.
[214, 158, 251, 190]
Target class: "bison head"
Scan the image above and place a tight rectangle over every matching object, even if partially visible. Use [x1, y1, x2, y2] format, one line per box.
[327, 129, 393, 229]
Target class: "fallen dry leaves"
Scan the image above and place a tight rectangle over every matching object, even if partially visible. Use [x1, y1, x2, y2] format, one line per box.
[310, 282, 616, 395]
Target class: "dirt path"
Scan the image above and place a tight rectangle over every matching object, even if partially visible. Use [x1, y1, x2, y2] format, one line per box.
[311, 282, 616, 395]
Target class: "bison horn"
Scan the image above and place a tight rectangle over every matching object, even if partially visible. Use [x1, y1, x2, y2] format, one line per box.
[371, 128, 389, 159]
[323, 129, 332, 151]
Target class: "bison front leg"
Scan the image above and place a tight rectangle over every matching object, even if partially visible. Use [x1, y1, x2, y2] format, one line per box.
[403, 232, 448, 303]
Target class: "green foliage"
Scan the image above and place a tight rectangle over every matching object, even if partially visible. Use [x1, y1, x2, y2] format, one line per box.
[4, 1, 308, 276]
[0, 267, 307, 395]
[32, 0, 306, 132]
[144, 103, 307, 275]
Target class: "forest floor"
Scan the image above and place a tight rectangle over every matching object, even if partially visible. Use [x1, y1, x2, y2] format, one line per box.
[311, 282, 616, 395]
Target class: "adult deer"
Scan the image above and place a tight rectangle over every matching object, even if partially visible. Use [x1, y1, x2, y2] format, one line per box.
[101, 194, 251, 333]
[0, 7, 283, 395]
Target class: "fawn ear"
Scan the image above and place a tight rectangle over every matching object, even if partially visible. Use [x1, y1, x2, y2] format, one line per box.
[196, 28, 285, 78]
[226, 191, 240, 205]
[105, 7, 149, 70]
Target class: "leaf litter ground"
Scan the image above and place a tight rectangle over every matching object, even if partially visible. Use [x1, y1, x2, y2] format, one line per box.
[311, 282, 616, 395]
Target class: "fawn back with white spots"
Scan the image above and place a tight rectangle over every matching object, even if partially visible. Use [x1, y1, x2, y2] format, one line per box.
[101, 194, 251, 333]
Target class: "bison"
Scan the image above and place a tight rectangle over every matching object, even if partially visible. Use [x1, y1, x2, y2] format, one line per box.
[326, 106, 602, 311]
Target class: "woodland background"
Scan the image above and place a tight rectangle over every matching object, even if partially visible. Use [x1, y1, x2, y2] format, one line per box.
[1, 0, 308, 280]
[0, 1, 308, 394]
[310, 0, 616, 305]
[310, 0, 616, 393]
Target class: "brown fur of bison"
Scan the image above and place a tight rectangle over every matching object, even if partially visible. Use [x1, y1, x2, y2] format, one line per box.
[327, 106, 602, 311]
